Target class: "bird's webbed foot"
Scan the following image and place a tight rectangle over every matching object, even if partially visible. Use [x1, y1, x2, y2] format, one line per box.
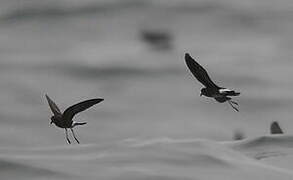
[66, 138, 71, 144]
[65, 128, 71, 144]
[228, 100, 239, 112]
[70, 128, 80, 144]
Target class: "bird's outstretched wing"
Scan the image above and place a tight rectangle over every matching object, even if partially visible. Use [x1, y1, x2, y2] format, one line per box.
[63, 98, 104, 122]
[45, 94, 62, 116]
[185, 53, 220, 89]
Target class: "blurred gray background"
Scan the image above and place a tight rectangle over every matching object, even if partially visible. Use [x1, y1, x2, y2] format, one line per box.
[1, 0, 293, 147]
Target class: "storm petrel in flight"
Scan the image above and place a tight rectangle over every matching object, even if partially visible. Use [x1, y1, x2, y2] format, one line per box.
[45, 94, 104, 144]
[184, 53, 240, 111]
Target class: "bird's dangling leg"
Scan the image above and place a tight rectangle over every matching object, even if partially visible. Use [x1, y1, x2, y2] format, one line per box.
[70, 128, 80, 144]
[228, 100, 239, 112]
[65, 128, 71, 144]
[230, 100, 238, 106]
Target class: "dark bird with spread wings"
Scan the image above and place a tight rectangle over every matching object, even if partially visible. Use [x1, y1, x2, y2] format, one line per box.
[45, 94, 104, 144]
[184, 53, 240, 111]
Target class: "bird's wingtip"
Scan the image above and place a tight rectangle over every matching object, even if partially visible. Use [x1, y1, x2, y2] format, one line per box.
[184, 53, 191, 58]
[95, 98, 104, 104]
[45, 94, 49, 99]
[184, 53, 196, 63]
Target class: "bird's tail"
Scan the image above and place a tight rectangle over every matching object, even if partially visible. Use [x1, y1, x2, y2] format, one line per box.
[226, 91, 240, 96]
[72, 122, 87, 127]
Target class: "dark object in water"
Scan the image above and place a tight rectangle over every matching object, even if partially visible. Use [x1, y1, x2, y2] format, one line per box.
[140, 30, 173, 50]
[270, 121, 284, 134]
[233, 129, 245, 140]
[185, 53, 240, 111]
[45, 94, 104, 144]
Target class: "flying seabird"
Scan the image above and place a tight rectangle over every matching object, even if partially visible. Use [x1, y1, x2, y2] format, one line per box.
[140, 29, 173, 50]
[45, 94, 104, 144]
[184, 53, 240, 111]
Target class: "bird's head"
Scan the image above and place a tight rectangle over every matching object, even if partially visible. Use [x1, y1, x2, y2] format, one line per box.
[200, 88, 208, 96]
[50, 116, 56, 125]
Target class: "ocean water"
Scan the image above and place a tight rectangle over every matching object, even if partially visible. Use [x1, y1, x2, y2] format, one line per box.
[2, 136, 293, 180]
[0, 0, 292, 148]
